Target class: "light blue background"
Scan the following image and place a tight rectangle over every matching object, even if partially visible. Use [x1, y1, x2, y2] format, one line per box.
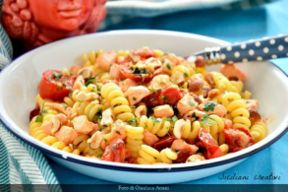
[49, 0, 288, 184]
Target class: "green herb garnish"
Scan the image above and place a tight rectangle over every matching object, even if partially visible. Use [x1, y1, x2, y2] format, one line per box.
[35, 115, 43, 123]
[192, 112, 198, 119]
[160, 95, 168, 101]
[94, 109, 102, 120]
[201, 114, 210, 125]
[184, 72, 189, 78]
[204, 102, 216, 112]
[132, 67, 147, 75]
[53, 72, 62, 80]
[201, 114, 216, 126]
[128, 117, 137, 125]
[151, 117, 161, 123]
[172, 116, 178, 122]
[166, 63, 172, 70]
[85, 77, 95, 86]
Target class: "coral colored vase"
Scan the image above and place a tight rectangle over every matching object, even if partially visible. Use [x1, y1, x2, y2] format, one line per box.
[1, 0, 106, 47]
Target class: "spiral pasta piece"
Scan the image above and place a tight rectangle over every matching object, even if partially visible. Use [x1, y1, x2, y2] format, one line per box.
[171, 65, 193, 83]
[71, 85, 98, 102]
[72, 134, 100, 156]
[35, 95, 58, 115]
[227, 99, 251, 130]
[230, 80, 243, 93]
[29, 116, 47, 141]
[125, 125, 144, 157]
[138, 116, 171, 137]
[173, 119, 201, 141]
[72, 100, 102, 121]
[158, 148, 177, 164]
[201, 115, 225, 144]
[212, 72, 239, 93]
[82, 50, 98, 66]
[137, 145, 160, 164]
[29, 116, 72, 152]
[250, 121, 268, 142]
[219, 144, 229, 154]
[101, 82, 135, 122]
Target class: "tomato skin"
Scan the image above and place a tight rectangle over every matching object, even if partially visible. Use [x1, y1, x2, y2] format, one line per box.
[224, 127, 254, 152]
[161, 87, 183, 106]
[173, 147, 194, 163]
[197, 128, 224, 159]
[29, 105, 40, 120]
[39, 70, 75, 101]
[101, 138, 126, 163]
[119, 68, 153, 83]
[134, 48, 155, 60]
[143, 87, 183, 107]
[153, 136, 175, 151]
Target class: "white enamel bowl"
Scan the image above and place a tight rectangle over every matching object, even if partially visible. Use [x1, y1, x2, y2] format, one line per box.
[0, 30, 288, 184]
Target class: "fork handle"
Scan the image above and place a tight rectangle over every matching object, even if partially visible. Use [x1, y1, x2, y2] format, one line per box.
[196, 35, 288, 64]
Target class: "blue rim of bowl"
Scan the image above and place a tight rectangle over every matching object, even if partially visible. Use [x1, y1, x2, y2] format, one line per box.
[0, 61, 287, 172]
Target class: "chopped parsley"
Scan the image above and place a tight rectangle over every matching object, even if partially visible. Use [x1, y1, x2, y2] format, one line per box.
[94, 109, 102, 120]
[35, 115, 43, 123]
[201, 114, 210, 125]
[184, 72, 189, 78]
[204, 102, 216, 112]
[201, 114, 216, 126]
[85, 77, 95, 86]
[128, 118, 137, 125]
[52, 71, 62, 80]
[151, 117, 161, 123]
[160, 95, 168, 101]
[191, 112, 198, 120]
[172, 115, 178, 122]
[166, 63, 172, 70]
[132, 67, 147, 75]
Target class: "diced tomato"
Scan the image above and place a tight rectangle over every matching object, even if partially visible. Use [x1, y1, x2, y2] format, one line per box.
[101, 138, 127, 163]
[119, 67, 153, 83]
[144, 87, 183, 107]
[173, 146, 195, 163]
[161, 87, 183, 105]
[134, 48, 155, 60]
[152, 136, 175, 151]
[29, 105, 40, 120]
[39, 70, 76, 101]
[224, 128, 254, 152]
[197, 128, 224, 159]
[143, 90, 162, 107]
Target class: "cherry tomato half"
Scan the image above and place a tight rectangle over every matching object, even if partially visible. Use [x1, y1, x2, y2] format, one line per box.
[143, 87, 183, 107]
[153, 136, 175, 151]
[224, 127, 254, 152]
[197, 128, 224, 159]
[119, 67, 154, 83]
[39, 69, 76, 101]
